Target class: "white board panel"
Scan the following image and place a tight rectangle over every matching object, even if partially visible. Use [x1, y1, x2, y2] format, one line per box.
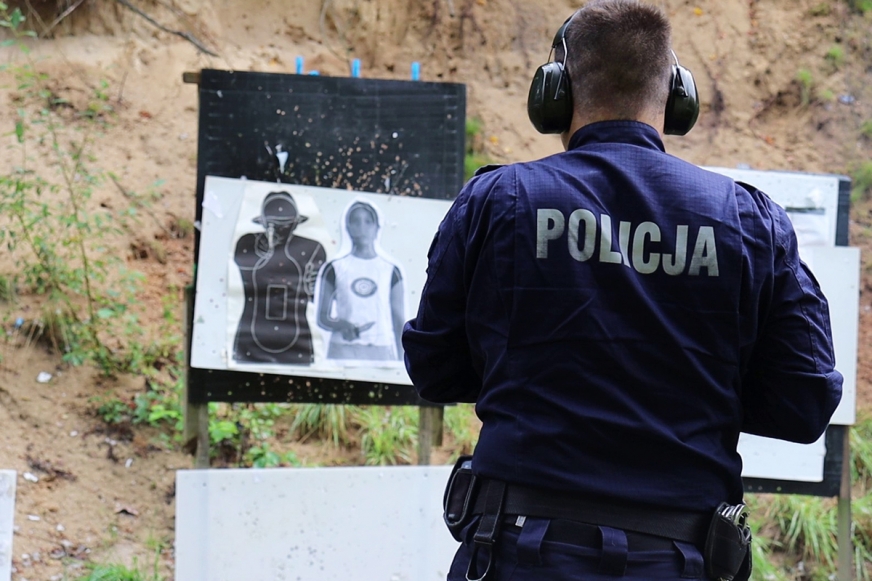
[739, 433, 826, 482]
[707, 167, 843, 248]
[175, 466, 458, 581]
[0, 471, 15, 581]
[809, 246, 860, 425]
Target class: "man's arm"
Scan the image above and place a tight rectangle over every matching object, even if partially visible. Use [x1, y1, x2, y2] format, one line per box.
[402, 192, 482, 404]
[740, 201, 843, 444]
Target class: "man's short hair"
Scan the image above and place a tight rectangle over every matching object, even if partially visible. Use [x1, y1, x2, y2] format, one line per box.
[563, 0, 672, 119]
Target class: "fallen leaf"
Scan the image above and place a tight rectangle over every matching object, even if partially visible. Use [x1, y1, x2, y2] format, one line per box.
[693, 7, 704, 16]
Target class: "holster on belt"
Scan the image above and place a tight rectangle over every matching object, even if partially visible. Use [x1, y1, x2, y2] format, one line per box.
[704, 502, 752, 581]
[443, 455, 478, 542]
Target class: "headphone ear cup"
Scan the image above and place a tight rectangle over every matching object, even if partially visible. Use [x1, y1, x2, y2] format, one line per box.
[664, 64, 700, 136]
[527, 61, 573, 135]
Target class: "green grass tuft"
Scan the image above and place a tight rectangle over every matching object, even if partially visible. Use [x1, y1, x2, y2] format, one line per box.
[464, 117, 494, 181]
[796, 68, 815, 107]
[290, 404, 357, 447]
[825, 45, 845, 68]
[357, 406, 417, 465]
[443, 404, 479, 462]
[75, 561, 161, 581]
[850, 161, 872, 203]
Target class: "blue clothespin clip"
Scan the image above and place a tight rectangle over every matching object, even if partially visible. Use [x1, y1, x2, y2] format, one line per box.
[411, 62, 421, 81]
[296, 56, 304, 75]
[352, 59, 361, 78]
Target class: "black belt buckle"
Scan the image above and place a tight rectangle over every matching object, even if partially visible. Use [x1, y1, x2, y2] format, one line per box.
[704, 502, 752, 581]
[443, 455, 477, 542]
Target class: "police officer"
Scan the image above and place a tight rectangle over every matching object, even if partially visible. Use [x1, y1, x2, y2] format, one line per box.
[402, 1, 843, 580]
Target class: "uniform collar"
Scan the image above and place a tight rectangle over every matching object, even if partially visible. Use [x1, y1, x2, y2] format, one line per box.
[567, 120, 665, 152]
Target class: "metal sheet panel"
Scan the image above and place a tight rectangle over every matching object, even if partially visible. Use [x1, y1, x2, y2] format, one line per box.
[175, 466, 457, 581]
[0, 471, 16, 581]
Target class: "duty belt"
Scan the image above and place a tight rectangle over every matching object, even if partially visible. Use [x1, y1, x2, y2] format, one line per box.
[450, 470, 749, 581]
[471, 478, 710, 546]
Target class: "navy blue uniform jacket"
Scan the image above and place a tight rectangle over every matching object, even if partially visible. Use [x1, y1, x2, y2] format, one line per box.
[403, 121, 843, 512]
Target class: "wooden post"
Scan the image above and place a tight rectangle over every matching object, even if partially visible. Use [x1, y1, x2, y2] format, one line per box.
[837, 428, 853, 581]
[195, 403, 210, 469]
[182, 285, 210, 468]
[418, 406, 444, 465]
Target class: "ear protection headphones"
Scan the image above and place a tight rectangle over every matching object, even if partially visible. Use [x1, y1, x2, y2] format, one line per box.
[527, 16, 700, 136]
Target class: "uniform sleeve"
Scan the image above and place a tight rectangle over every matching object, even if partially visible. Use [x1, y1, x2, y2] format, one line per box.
[402, 189, 481, 404]
[740, 203, 843, 443]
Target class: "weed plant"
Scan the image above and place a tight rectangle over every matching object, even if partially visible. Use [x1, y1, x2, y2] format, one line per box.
[0, 5, 166, 374]
[825, 45, 845, 69]
[850, 0, 872, 15]
[443, 403, 479, 462]
[74, 560, 163, 581]
[289, 403, 358, 447]
[796, 68, 815, 107]
[74, 541, 165, 581]
[853, 411, 872, 487]
[357, 406, 418, 465]
[464, 117, 494, 181]
[851, 161, 872, 203]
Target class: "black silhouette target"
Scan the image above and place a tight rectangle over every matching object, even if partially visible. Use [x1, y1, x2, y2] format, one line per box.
[190, 69, 466, 404]
[233, 191, 327, 365]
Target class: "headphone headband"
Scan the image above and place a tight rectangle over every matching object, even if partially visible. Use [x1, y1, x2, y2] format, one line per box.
[551, 17, 572, 50]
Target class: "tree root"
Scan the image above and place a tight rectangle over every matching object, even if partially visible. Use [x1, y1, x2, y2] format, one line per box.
[113, 0, 218, 57]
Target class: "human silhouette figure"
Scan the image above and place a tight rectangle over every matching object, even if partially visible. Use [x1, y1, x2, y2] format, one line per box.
[316, 200, 404, 361]
[233, 191, 326, 364]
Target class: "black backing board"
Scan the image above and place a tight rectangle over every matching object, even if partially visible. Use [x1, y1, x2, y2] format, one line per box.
[837, 176, 851, 246]
[189, 69, 465, 404]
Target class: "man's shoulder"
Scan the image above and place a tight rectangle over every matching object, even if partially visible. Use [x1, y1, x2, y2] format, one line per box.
[455, 163, 517, 208]
[472, 164, 505, 177]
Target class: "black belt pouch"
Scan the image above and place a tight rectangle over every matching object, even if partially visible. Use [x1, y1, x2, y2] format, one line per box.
[704, 503, 752, 581]
[443, 455, 477, 542]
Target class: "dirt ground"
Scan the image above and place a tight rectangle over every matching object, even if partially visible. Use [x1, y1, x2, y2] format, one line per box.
[1, 0, 872, 579]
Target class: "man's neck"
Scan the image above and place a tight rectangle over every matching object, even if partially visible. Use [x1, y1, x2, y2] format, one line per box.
[561, 110, 664, 150]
